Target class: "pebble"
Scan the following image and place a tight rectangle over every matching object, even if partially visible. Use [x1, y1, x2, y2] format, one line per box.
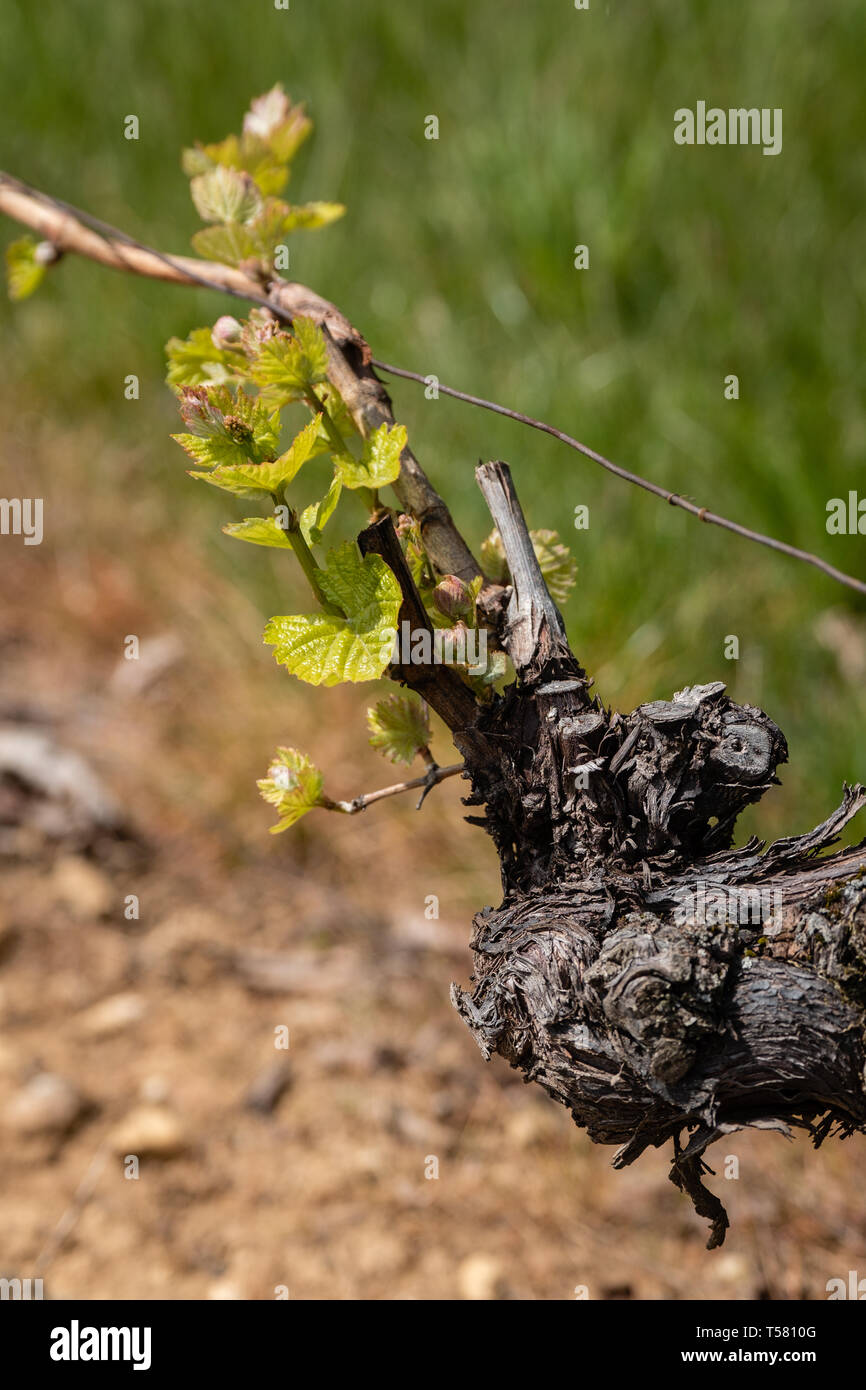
[243, 1060, 293, 1114]
[208, 1279, 244, 1300]
[109, 1105, 187, 1158]
[76, 992, 146, 1039]
[457, 1253, 505, 1301]
[3, 1072, 85, 1135]
[50, 856, 113, 919]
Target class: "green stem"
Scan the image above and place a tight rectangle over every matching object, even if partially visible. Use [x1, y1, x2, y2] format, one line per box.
[307, 388, 379, 520]
[306, 388, 347, 456]
[272, 493, 342, 616]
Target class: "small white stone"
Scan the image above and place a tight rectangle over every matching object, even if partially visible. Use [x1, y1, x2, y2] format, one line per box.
[109, 1105, 187, 1158]
[3, 1072, 84, 1135]
[76, 992, 146, 1039]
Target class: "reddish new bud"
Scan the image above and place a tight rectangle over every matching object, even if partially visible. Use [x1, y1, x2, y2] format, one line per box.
[433, 575, 473, 619]
[211, 315, 243, 350]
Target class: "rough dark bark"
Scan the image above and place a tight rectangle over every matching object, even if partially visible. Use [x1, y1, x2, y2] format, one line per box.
[430, 461, 866, 1248]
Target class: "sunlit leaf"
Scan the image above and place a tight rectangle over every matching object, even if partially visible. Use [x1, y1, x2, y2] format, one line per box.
[264, 542, 401, 686]
[188, 414, 321, 496]
[190, 164, 262, 224]
[183, 133, 288, 198]
[172, 383, 280, 469]
[165, 327, 247, 388]
[223, 516, 293, 548]
[480, 529, 509, 584]
[190, 222, 261, 267]
[272, 201, 345, 232]
[300, 475, 342, 547]
[250, 319, 329, 403]
[367, 694, 431, 765]
[243, 86, 312, 165]
[336, 423, 406, 490]
[257, 746, 323, 832]
[530, 529, 578, 603]
[5, 237, 46, 302]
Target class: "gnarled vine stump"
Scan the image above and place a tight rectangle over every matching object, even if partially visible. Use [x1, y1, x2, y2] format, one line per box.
[369, 461, 866, 1248]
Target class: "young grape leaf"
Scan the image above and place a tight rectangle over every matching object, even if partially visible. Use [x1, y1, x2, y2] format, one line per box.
[176, 383, 274, 443]
[250, 319, 329, 402]
[529, 529, 577, 603]
[223, 516, 293, 548]
[165, 327, 247, 388]
[190, 165, 263, 224]
[243, 86, 312, 165]
[396, 515, 436, 596]
[188, 413, 320, 497]
[190, 223, 262, 267]
[465, 647, 512, 699]
[313, 384, 357, 441]
[367, 694, 431, 765]
[257, 746, 323, 833]
[264, 542, 401, 686]
[270, 201, 346, 233]
[335, 423, 406, 490]
[191, 200, 344, 270]
[480, 529, 509, 584]
[5, 237, 47, 301]
[182, 133, 288, 198]
[300, 474, 342, 547]
[172, 383, 280, 470]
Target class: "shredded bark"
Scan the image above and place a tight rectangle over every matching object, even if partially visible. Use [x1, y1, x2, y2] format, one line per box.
[445, 462, 866, 1247]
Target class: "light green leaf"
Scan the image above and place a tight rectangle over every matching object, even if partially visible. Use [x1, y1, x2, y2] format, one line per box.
[250, 319, 329, 402]
[292, 316, 329, 372]
[530, 529, 578, 604]
[191, 197, 342, 268]
[176, 432, 260, 470]
[314, 384, 357, 442]
[397, 516, 435, 595]
[180, 146, 214, 178]
[190, 222, 261, 267]
[264, 542, 401, 686]
[244, 199, 345, 255]
[257, 746, 323, 833]
[300, 474, 342, 547]
[480, 529, 509, 584]
[190, 165, 262, 224]
[177, 383, 274, 443]
[238, 151, 288, 199]
[165, 327, 247, 388]
[223, 516, 293, 549]
[336, 423, 406, 490]
[243, 86, 312, 165]
[465, 647, 512, 702]
[172, 383, 280, 469]
[188, 414, 320, 496]
[367, 695, 431, 766]
[272, 201, 346, 232]
[183, 133, 288, 198]
[6, 237, 46, 301]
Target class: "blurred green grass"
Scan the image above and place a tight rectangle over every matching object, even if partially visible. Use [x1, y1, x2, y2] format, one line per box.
[1, 0, 864, 842]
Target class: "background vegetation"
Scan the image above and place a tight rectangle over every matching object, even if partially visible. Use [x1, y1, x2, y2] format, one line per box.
[2, 0, 865, 832]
